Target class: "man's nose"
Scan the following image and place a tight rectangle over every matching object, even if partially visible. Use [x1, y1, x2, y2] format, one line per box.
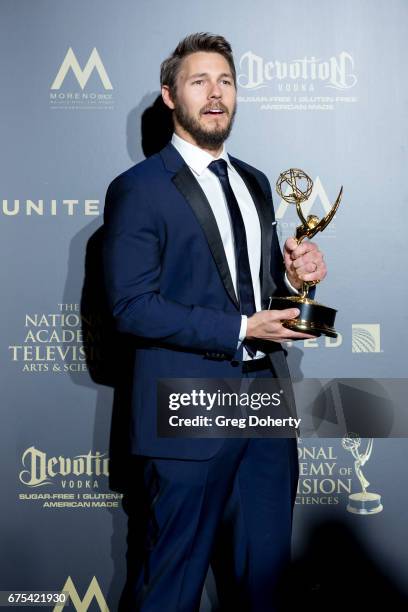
[208, 81, 222, 98]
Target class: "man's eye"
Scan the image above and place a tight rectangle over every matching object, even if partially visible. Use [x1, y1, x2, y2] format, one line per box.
[221, 80, 232, 85]
[192, 80, 203, 85]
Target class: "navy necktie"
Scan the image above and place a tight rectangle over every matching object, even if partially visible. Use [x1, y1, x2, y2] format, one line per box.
[208, 159, 257, 357]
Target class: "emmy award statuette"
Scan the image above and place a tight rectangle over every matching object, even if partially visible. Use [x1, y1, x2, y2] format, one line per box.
[269, 168, 342, 337]
[342, 434, 383, 515]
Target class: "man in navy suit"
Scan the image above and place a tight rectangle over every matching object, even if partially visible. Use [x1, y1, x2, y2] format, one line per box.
[103, 33, 326, 612]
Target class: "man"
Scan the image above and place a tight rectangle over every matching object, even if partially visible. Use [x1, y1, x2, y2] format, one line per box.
[103, 33, 326, 612]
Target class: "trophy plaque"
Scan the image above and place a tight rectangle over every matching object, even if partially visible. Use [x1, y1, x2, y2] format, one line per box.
[342, 435, 383, 515]
[269, 168, 343, 338]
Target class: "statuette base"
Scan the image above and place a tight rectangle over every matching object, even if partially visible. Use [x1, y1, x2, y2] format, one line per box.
[269, 295, 338, 338]
[346, 492, 383, 515]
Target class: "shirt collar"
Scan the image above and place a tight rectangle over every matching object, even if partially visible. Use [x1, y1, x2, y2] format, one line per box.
[171, 132, 234, 176]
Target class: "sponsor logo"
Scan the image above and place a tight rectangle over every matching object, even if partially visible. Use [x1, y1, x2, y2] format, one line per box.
[19, 446, 109, 487]
[18, 446, 122, 509]
[54, 577, 108, 612]
[285, 333, 342, 349]
[1, 198, 100, 217]
[9, 303, 102, 374]
[237, 50, 358, 111]
[342, 435, 383, 514]
[296, 442, 352, 507]
[50, 47, 113, 110]
[352, 324, 381, 353]
[51, 47, 113, 91]
[238, 51, 357, 91]
[297, 439, 382, 516]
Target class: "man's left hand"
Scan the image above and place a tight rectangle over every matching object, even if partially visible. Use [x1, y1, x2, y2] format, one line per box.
[283, 237, 327, 291]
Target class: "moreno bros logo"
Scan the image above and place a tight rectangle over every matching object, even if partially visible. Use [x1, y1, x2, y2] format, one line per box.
[51, 47, 113, 90]
[54, 577, 108, 612]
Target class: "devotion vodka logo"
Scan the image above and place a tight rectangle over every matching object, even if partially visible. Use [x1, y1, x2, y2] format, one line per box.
[238, 51, 357, 91]
[237, 50, 358, 111]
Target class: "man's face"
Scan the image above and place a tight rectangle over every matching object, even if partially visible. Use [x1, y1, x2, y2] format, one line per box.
[163, 51, 237, 151]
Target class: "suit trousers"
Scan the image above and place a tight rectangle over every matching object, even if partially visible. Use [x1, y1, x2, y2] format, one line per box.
[119, 370, 299, 612]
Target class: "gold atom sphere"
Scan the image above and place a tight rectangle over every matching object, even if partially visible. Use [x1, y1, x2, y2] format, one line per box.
[276, 168, 313, 204]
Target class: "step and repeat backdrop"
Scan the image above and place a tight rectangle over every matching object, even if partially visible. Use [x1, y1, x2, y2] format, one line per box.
[1, 0, 407, 610]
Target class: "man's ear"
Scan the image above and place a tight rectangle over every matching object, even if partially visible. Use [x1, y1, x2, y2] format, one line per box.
[161, 85, 175, 110]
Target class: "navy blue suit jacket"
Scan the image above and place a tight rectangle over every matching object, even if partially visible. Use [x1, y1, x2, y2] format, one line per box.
[103, 142, 293, 460]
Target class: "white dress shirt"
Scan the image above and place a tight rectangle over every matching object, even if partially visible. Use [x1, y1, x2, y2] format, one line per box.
[171, 132, 295, 360]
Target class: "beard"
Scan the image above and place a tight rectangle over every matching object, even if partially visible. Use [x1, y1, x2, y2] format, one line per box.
[173, 97, 236, 151]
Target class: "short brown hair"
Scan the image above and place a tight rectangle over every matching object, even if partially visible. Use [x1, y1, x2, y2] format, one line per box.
[160, 32, 236, 96]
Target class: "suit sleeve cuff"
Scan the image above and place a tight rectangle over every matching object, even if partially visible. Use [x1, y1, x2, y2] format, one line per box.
[237, 315, 247, 349]
[284, 272, 300, 295]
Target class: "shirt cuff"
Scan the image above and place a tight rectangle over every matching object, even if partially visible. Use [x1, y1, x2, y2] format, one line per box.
[237, 315, 248, 348]
[284, 272, 300, 295]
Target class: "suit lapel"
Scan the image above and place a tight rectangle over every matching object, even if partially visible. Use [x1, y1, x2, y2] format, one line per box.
[160, 143, 278, 311]
[230, 160, 277, 307]
[172, 165, 240, 309]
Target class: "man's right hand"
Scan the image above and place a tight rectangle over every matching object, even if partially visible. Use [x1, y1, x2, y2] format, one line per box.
[246, 309, 316, 343]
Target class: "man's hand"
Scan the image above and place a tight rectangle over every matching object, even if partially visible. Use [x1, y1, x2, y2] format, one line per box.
[246, 309, 315, 342]
[283, 237, 327, 291]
